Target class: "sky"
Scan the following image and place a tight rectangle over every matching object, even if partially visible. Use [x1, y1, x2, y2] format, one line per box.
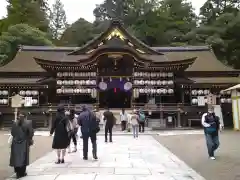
[0, 0, 207, 23]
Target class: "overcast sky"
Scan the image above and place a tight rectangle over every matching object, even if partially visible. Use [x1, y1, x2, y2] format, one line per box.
[0, 0, 207, 23]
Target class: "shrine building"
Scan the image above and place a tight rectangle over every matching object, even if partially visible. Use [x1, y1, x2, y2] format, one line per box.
[0, 20, 239, 129]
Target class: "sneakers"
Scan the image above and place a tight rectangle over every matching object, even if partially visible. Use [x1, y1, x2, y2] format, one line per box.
[210, 156, 216, 160]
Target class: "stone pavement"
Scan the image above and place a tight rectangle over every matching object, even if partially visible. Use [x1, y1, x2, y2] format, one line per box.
[7, 136, 206, 180]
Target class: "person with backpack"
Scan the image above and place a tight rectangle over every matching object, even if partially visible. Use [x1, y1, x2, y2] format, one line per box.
[201, 105, 223, 160]
[78, 105, 99, 160]
[138, 109, 146, 133]
[50, 105, 70, 164]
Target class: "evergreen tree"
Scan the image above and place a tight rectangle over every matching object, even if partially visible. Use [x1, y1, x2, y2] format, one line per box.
[6, 0, 50, 32]
[50, 0, 68, 41]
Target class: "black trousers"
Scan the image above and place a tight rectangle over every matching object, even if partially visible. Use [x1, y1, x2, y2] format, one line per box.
[105, 125, 113, 142]
[70, 133, 77, 146]
[121, 121, 127, 131]
[82, 133, 97, 158]
[139, 122, 145, 132]
[14, 166, 26, 178]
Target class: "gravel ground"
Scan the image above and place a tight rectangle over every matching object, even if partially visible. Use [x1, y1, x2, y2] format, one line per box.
[154, 130, 240, 180]
[0, 131, 52, 180]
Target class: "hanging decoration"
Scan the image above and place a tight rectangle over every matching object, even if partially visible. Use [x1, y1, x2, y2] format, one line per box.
[124, 82, 132, 91]
[99, 82, 107, 90]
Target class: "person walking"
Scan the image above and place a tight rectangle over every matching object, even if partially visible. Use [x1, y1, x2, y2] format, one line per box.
[78, 105, 99, 160]
[103, 107, 115, 143]
[67, 109, 78, 153]
[50, 105, 70, 164]
[9, 112, 34, 179]
[201, 105, 223, 160]
[130, 110, 139, 138]
[138, 109, 146, 132]
[120, 108, 127, 131]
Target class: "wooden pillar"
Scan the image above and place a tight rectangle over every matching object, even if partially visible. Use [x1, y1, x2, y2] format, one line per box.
[177, 105, 181, 127]
[181, 85, 185, 104]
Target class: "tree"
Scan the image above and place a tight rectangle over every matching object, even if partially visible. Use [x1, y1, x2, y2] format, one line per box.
[5, 0, 50, 32]
[0, 24, 53, 65]
[50, 0, 68, 41]
[200, 0, 240, 24]
[59, 18, 95, 47]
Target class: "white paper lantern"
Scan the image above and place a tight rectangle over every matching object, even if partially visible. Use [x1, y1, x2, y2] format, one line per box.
[139, 89, 144, 93]
[162, 81, 167, 85]
[150, 89, 154, 94]
[227, 98, 232, 103]
[167, 80, 174, 85]
[69, 88, 74, 93]
[226, 91, 231, 95]
[139, 72, 143, 77]
[156, 89, 161, 94]
[167, 72, 173, 77]
[162, 73, 167, 77]
[69, 80, 74, 85]
[192, 98, 198, 104]
[83, 80, 88, 85]
[57, 72, 63, 77]
[168, 89, 174, 94]
[2, 99, 8, 104]
[74, 80, 79, 85]
[2, 90, 8, 95]
[191, 90, 197, 95]
[56, 89, 61, 94]
[19, 90, 25, 96]
[32, 99, 38, 105]
[204, 90, 209, 95]
[57, 80, 62, 85]
[157, 80, 161, 85]
[76, 89, 80, 93]
[79, 80, 83, 85]
[32, 91, 37, 96]
[198, 90, 203, 95]
[151, 81, 155, 85]
[220, 98, 226, 103]
[26, 91, 31, 96]
[0, 99, 3, 104]
[63, 72, 68, 77]
[162, 89, 167, 94]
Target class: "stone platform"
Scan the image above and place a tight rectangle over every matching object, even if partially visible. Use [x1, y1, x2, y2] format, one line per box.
[7, 136, 205, 180]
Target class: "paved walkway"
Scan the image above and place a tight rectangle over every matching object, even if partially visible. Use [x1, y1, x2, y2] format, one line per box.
[7, 136, 205, 180]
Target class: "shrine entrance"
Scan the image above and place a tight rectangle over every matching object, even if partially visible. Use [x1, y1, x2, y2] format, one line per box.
[97, 52, 134, 109]
[99, 87, 131, 108]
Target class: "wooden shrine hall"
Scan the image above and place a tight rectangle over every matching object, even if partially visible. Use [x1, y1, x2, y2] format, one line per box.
[0, 20, 239, 129]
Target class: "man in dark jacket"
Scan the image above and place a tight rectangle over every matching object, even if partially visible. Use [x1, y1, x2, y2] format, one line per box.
[103, 108, 115, 143]
[201, 105, 223, 160]
[78, 106, 98, 160]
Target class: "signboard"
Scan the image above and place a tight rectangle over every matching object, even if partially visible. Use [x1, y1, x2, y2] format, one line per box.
[197, 96, 205, 106]
[24, 97, 33, 107]
[207, 93, 216, 105]
[11, 94, 23, 108]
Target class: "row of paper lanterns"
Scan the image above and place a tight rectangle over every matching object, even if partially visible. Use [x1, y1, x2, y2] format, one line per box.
[134, 88, 174, 94]
[134, 72, 173, 77]
[220, 91, 231, 95]
[134, 80, 174, 86]
[191, 90, 210, 95]
[0, 99, 8, 104]
[0, 90, 9, 95]
[57, 72, 97, 77]
[57, 80, 96, 86]
[191, 98, 232, 104]
[56, 88, 97, 94]
[19, 90, 39, 96]
[20, 99, 38, 105]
